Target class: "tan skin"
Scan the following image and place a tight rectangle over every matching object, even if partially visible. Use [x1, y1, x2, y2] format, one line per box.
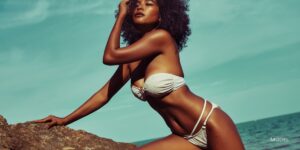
[31, 0, 245, 149]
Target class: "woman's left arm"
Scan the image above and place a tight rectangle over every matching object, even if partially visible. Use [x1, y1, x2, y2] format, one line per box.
[103, 0, 172, 65]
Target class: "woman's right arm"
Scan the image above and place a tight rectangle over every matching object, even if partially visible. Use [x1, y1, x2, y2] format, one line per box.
[31, 64, 130, 128]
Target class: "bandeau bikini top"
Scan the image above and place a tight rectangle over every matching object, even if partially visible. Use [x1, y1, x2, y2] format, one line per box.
[131, 73, 185, 101]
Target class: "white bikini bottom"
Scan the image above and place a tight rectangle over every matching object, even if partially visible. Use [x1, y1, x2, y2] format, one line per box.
[183, 99, 220, 149]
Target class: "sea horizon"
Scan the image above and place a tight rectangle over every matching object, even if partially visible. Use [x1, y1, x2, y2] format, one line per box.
[132, 111, 300, 149]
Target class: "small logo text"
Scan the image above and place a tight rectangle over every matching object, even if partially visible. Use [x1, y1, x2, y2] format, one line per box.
[269, 137, 289, 143]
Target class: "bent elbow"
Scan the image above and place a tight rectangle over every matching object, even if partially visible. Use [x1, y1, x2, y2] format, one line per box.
[103, 54, 116, 66]
[102, 57, 113, 65]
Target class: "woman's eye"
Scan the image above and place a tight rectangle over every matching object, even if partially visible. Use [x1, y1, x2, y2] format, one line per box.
[146, 3, 153, 6]
[135, 3, 141, 7]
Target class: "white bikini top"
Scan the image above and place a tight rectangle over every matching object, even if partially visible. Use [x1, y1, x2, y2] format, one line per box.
[131, 73, 185, 101]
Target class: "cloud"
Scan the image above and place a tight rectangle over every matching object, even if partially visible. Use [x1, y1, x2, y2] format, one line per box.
[48, 0, 116, 16]
[0, 0, 49, 29]
[182, 0, 300, 72]
[0, 0, 117, 29]
[101, 104, 135, 113]
[190, 0, 239, 24]
[209, 80, 227, 87]
[189, 0, 298, 25]
[0, 47, 25, 64]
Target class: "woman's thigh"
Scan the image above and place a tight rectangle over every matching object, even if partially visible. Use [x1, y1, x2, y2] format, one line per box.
[207, 108, 245, 150]
[137, 134, 202, 150]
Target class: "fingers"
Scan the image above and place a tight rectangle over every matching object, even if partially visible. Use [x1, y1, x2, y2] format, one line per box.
[120, 0, 130, 5]
[30, 115, 53, 123]
[28, 115, 61, 130]
[47, 121, 57, 129]
[31, 119, 47, 123]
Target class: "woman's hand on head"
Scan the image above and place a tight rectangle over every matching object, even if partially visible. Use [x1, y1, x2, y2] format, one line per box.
[30, 115, 66, 129]
[119, 0, 130, 17]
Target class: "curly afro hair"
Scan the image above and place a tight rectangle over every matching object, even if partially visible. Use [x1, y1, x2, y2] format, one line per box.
[116, 0, 191, 51]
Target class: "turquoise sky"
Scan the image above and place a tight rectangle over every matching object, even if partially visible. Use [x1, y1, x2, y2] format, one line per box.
[1, 0, 299, 143]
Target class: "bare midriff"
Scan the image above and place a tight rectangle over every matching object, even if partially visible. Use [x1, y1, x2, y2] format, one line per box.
[146, 85, 213, 136]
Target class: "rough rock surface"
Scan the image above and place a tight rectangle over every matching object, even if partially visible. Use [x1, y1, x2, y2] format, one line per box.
[0, 115, 136, 150]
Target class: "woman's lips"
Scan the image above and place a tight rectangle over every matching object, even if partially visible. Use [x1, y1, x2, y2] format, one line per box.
[135, 12, 144, 17]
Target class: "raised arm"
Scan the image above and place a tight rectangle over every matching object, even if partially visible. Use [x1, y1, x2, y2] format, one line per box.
[31, 64, 130, 128]
[103, 0, 173, 65]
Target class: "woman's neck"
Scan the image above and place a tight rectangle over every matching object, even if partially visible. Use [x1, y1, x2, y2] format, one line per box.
[136, 22, 160, 36]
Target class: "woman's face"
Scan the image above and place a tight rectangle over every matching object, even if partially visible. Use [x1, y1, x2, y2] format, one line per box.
[132, 0, 160, 26]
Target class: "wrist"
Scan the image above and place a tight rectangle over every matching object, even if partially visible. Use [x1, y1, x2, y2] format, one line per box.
[62, 117, 69, 125]
[118, 11, 127, 19]
[116, 14, 126, 24]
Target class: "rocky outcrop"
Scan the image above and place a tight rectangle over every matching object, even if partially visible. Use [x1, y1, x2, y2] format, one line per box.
[0, 115, 136, 150]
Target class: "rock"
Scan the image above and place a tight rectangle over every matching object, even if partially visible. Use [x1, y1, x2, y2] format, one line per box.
[0, 115, 136, 150]
[0, 115, 13, 150]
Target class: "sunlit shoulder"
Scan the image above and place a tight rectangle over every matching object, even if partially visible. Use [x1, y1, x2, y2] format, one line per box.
[103, 29, 174, 65]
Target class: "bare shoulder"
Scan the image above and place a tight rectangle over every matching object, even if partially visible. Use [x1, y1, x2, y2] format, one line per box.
[147, 29, 173, 40]
[144, 29, 175, 50]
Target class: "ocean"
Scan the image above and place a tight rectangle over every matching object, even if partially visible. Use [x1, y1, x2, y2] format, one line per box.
[133, 112, 300, 150]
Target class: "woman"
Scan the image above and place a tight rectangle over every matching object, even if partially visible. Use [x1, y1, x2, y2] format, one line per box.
[32, 0, 245, 149]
